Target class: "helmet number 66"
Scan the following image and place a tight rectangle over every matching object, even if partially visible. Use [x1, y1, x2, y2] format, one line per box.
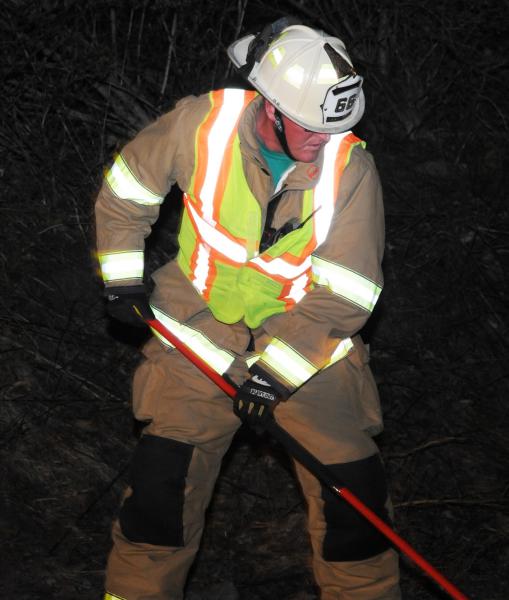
[335, 94, 358, 113]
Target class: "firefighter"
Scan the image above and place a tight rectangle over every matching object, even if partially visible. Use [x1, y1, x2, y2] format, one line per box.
[95, 18, 401, 600]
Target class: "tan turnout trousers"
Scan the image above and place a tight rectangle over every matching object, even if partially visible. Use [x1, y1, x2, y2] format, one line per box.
[105, 329, 400, 600]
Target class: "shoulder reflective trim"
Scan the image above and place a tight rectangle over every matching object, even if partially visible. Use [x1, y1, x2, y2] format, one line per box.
[313, 134, 342, 245]
[313, 132, 348, 245]
[326, 337, 354, 366]
[249, 254, 311, 279]
[312, 255, 381, 312]
[261, 337, 318, 388]
[187, 201, 248, 264]
[104, 593, 127, 600]
[150, 306, 235, 375]
[99, 251, 144, 282]
[201, 89, 248, 222]
[105, 153, 164, 206]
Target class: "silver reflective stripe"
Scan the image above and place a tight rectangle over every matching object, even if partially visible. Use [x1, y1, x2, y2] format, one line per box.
[274, 163, 296, 193]
[99, 251, 144, 282]
[260, 338, 318, 388]
[187, 201, 248, 263]
[105, 154, 164, 205]
[246, 353, 261, 368]
[200, 89, 248, 221]
[249, 254, 311, 279]
[313, 133, 347, 245]
[311, 256, 382, 312]
[251, 337, 353, 383]
[150, 306, 235, 375]
[326, 337, 354, 366]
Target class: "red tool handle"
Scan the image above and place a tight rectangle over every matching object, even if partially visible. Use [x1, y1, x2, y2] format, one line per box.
[146, 317, 469, 600]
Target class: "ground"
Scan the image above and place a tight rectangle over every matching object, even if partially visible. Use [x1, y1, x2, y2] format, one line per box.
[1, 2, 508, 599]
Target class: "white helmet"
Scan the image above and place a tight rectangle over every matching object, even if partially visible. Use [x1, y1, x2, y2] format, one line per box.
[227, 19, 365, 134]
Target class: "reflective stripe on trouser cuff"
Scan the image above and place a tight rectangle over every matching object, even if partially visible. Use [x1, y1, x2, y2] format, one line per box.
[104, 593, 127, 600]
[312, 256, 382, 312]
[150, 306, 235, 375]
[259, 338, 318, 388]
[99, 251, 144, 282]
[105, 153, 164, 205]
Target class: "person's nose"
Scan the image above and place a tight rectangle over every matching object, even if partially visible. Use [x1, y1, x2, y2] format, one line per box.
[315, 132, 331, 144]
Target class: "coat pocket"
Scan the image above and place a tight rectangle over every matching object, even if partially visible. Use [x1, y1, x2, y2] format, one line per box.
[347, 336, 384, 436]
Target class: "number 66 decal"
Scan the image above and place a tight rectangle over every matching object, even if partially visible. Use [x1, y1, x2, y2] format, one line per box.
[322, 76, 363, 124]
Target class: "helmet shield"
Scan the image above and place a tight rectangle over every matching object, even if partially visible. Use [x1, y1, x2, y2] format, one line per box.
[321, 75, 364, 127]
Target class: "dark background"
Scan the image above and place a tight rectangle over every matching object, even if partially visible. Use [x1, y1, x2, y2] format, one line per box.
[1, 1, 508, 598]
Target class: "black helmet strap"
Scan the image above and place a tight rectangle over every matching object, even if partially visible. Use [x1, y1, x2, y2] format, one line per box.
[273, 109, 297, 161]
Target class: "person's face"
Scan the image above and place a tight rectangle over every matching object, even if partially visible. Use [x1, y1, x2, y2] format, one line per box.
[282, 115, 331, 162]
[260, 101, 331, 162]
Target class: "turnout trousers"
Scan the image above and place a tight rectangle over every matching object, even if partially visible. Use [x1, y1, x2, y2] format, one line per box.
[104, 335, 400, 600]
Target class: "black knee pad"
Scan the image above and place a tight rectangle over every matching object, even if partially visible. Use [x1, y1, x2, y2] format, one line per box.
[321, 453, 391, 561]
[119, 434, 194, 546]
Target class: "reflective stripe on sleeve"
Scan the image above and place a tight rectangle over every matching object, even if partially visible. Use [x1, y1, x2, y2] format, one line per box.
[246, 354, 261, 369]
[250, 338, 354, 380]
[259, 338, 318, 388]
[312, 256, 381, 312]
[99, 251, 144, 282]
[326, 337, 354, 366]
[150, 306, 235, 375]
[104, 593, 128, 600]
[105, 154, 164, 206]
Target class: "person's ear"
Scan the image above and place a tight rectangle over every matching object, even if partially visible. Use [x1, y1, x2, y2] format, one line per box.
[264, 100, 276, 123]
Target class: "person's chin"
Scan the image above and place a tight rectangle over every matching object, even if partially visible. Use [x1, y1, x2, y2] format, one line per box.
[296, 148, 321, 163]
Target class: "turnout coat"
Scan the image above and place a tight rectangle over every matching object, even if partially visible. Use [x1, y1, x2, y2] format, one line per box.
[95, 90, 385, 430]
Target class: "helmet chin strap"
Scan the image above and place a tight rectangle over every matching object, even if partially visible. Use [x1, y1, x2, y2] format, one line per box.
[273, 109, 297, 161]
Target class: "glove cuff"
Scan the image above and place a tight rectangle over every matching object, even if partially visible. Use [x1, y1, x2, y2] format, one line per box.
[249, 363, 291, 400]
[104, 284, 147, 298]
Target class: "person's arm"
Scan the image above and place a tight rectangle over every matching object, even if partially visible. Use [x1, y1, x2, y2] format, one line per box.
[94, 96, 209, 326]
[94, 99, 195, 289]
[251, 146, 385, 395]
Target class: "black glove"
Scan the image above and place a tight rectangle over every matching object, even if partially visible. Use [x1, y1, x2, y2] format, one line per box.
[105, 285, 154, 327]
[234, 374, 283, 432]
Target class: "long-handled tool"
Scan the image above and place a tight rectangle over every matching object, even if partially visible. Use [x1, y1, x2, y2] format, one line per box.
[146, 316, 469, 600]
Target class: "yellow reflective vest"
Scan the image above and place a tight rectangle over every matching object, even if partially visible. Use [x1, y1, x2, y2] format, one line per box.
[176, 88, 376, 330]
